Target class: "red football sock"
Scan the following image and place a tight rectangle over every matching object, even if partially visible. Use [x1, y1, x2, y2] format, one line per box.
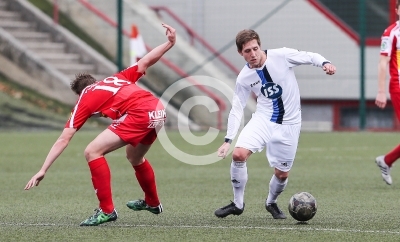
[88, 157, 114, 214]
[385, 144, 400, 167]
[133, 159, 160, 207]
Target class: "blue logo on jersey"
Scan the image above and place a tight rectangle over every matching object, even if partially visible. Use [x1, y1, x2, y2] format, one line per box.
[261, 83, 282, 99]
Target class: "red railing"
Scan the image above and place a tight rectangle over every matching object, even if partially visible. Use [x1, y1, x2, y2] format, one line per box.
[150, 6, 240, 76]
[69, 0, 226, 129]
[52, 0, 59, 24]
[307, 0, 382, 46]
[390, 0, 397, 24]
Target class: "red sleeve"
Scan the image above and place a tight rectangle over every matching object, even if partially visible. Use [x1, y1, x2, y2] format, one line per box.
[64, 96, 92, 130]
[380, 23, 397, 56]
[116, 64, 144, 83]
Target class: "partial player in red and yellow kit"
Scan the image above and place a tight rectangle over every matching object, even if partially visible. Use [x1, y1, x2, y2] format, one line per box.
[375, 1, 400, 186]
[24, 23, 176, 226]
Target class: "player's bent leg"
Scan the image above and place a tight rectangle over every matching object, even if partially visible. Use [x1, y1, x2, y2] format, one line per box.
[265, 124, 299, 219]
[126, 144, 162, 213]
[82, 129, 126, 220]
[215, 147, 251, 218]
[87, 157, 115, 214]
[265, 168, 289, 219]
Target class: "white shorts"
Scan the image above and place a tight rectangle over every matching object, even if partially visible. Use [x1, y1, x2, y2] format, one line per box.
[235, 113, 301, 172]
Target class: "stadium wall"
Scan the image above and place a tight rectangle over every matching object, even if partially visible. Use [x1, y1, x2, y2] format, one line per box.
[140, 0, 381, 101]
[139, 0, 390, 130]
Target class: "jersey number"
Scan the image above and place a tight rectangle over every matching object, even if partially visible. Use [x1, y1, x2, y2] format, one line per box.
[92, 77, 132, 95]
[261, 83, 282, 99]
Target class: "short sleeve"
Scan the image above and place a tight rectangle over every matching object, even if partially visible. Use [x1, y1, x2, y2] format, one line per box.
[381, 26, 395, 57]
[117, 64, 144, 83]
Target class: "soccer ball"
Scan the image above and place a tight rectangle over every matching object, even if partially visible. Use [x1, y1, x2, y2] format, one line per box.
[288, 192, 317, 222]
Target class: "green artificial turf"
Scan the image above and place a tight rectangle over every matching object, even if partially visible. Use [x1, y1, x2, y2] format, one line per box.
[1, 131, 400, 241]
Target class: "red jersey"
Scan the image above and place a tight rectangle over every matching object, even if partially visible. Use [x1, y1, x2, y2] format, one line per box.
[381, 21, 400, 93]
[66, 64, 155, 130]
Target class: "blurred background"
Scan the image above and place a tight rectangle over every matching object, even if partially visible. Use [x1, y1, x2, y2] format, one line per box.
[0, 0, 395, 132]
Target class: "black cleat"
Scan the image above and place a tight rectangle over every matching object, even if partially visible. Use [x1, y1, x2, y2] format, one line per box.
[266, 203, 286, 219]
[214, 201, 244, 218]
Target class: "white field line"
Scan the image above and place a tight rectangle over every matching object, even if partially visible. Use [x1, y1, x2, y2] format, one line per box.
[0, 223, 400, 234]
[297, 146, 374, 152]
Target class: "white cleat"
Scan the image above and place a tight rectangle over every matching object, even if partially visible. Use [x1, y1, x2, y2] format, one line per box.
[375, 156, 392, 185]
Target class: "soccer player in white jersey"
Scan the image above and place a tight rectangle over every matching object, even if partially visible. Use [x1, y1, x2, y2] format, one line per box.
[214, 29, 336, 219]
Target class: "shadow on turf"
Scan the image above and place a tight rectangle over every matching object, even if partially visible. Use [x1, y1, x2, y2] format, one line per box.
[295, 221, 310, 225]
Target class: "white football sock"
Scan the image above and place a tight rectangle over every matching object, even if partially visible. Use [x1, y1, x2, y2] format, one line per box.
[266, 174, 287, 205]
[230, 161, 248, 209]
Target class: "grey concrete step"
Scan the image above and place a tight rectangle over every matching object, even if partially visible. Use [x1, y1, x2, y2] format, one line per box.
[0, 20, 30, 29]
[0, 10, 21, 20]
[52, 63, 96, 75]
[0, 2, 7, 10]
[9, 31, 51, 42]
[24, 42, 65, 52]
[37, 53, 81, 64]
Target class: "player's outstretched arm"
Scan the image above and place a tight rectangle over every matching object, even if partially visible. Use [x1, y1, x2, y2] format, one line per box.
[137, 23, 176, 73]
[24, 128, 76, 190]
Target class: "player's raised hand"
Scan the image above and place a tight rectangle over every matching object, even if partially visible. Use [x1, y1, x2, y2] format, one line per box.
[24, 170, 46, 190]
[322, 63, 336, 75]
[217, 142, 231, 159]
[162, 23, 176, 45]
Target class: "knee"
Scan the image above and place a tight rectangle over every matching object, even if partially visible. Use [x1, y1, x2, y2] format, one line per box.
[84, 146, 94, 161]
[232, 150, 247, 162]
[127, 155, 144, 166]
[84, 143, 103, 162]
[274, 173, 289, 181]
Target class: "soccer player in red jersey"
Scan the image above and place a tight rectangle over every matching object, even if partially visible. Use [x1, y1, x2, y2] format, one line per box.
[375, 1, 400, 185]
[24, 23, 176, 226]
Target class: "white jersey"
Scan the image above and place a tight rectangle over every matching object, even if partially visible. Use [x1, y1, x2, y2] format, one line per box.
[226, 47, 329, 140]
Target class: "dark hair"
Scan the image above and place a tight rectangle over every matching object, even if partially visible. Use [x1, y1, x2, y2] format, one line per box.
[398, 0, 400, 8]
[235, 29, 261, 52]
[70, 73, 96, 95]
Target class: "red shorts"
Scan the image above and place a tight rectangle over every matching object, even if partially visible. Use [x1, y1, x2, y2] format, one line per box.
[108, 99, 166, 146]
[390, 92, 400, 121]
